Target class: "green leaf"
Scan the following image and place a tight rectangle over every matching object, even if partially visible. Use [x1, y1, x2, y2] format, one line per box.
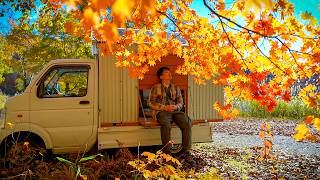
[79, 154, 103, 162]
[56, 157, 75, 166]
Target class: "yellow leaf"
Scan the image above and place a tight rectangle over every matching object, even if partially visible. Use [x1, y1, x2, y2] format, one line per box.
[313, 118, 320, 131]
[112, 0, 134, 26]
[122, 60, 130, 67]
[244, 0, 273, 13]
[228, 75, 238, 83]
[124, 49, 131, 57]
[293, 133, 304, 141]
[148, 59, 156, 66]
[81, 175, 88, 180]
[142, 151, 156, 159]
[294, 123, 309, 135]
[266, 122, 271, 130]
[143, 170, 152, 178]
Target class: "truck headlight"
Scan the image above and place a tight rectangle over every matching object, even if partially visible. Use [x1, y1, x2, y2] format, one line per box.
[0, 107, 6, 129]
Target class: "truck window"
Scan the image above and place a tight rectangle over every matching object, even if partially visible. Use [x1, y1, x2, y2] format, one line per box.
[38, 66, 89, 98]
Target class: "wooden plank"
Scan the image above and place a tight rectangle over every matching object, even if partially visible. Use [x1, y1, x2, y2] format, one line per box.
[101, 118, 223, 128]
[98, 124, 212, 149]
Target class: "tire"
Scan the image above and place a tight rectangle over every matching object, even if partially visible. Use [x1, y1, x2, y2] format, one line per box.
[0, 132, 46, 166]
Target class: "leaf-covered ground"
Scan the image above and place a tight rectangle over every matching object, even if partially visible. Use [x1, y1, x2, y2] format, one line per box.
[0, 118, 319, 179]
[212, 118, 298, 136]
[190, 144, 320, 179]
[200, 118, 320, 179]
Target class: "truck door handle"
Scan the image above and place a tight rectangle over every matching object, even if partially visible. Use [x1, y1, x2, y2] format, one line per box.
[79, 100, 90, 104]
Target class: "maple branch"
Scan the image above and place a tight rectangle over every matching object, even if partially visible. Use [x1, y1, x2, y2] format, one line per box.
[203, 0, 310, 77]
[219, 21, 242, 57]
[219, 20, 249, 69]
[248, 32, 290, 77]
[156, 10, 190, 46]
[290, 49, 315, 56]
[203, 0, 276, 38]
[274, 37, 308, 76]
[156, 10, 183, 35]
[291, 34, 319, 40]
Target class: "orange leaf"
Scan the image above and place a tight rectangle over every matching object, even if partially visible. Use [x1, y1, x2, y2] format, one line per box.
[64, 22, 75, 33]
[91, 0, 114, 10]
[260, 123, 266, 130]
[282, 91, 291, 102]
[264, 139, 272, 148]
[128, 67, 138, 78]
[306, 134, 318, 142]
[259, 132, 265, 138]
[216, 1, 225, 11]
[83, 8, 99, 28]
[304, 115, 314, 125]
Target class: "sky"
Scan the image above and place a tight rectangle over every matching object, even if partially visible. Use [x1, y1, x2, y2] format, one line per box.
[0, 0, 319, 34]
[190, 0, 320, 21]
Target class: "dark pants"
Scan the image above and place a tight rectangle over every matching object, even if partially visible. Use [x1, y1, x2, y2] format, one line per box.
[156, 111, 192, 153]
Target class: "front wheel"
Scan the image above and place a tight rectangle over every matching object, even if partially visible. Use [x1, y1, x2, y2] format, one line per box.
[1, 133, 46, 166]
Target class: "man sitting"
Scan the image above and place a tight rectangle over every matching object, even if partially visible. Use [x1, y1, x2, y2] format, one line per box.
[148, 67, 192, 154]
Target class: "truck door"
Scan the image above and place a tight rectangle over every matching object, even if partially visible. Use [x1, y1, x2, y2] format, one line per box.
[30, 64, 94, 151]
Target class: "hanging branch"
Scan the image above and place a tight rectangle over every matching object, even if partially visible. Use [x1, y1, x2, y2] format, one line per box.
[248, 32, 291, 77]
[203, 0, 309, 77]
[218, 17, 249, 69]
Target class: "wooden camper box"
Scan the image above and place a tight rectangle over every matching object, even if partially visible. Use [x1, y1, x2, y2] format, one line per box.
[97, 53, 224, 149]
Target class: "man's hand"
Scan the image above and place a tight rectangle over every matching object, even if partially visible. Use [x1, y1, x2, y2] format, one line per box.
[164, 105, 177, 112]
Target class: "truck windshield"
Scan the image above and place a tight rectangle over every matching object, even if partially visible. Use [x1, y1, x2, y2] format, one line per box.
[38, 66, 89, 98]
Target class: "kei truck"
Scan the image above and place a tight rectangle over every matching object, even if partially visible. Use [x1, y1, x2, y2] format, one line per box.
[0, 46, 224, 155]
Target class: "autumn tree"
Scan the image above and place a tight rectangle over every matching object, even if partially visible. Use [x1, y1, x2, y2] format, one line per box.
[0, 36, 13, 83]
[1, 4, 93, 91]
[7, 0, 320, 140]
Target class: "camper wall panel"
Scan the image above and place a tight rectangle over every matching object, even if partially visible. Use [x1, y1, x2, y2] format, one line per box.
[99, 55, 122, 123]
[99, 55, 138, 124]
[122, 68, 139, 123]
[187, 77, 224, 120]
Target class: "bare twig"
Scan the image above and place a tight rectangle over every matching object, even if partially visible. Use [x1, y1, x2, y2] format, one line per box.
[156, 10, 183, 34]
[275, 36, 307, 76]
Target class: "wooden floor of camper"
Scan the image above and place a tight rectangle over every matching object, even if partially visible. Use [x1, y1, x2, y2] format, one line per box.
[97, 122, 215, 149]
